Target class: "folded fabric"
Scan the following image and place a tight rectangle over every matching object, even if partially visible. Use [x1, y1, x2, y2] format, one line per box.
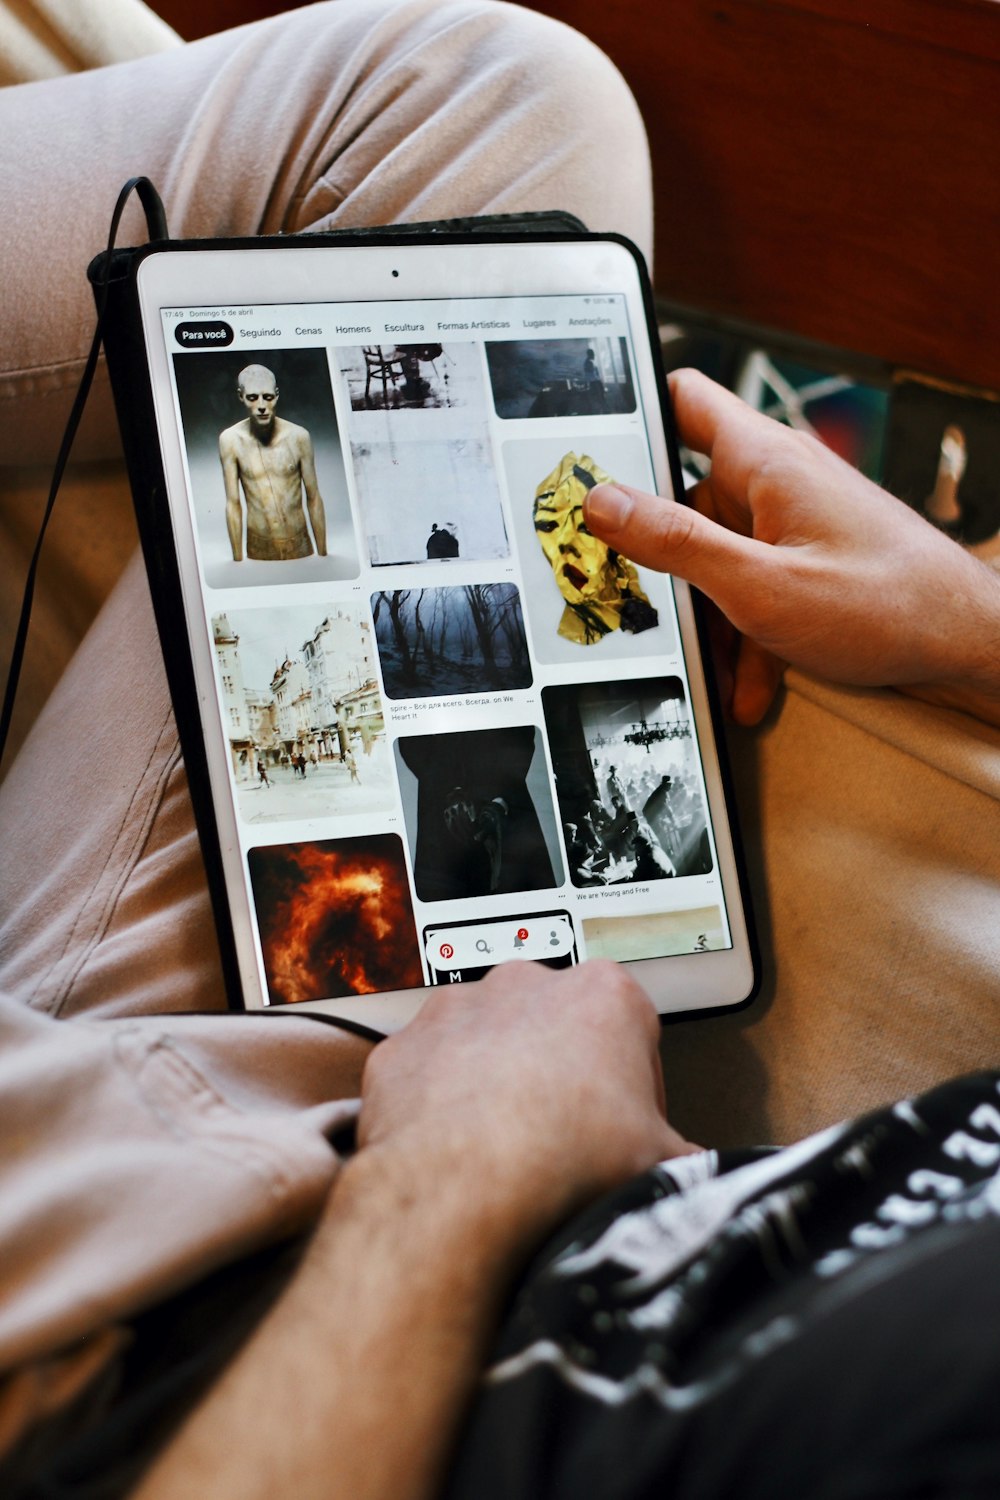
[0, 0, 178, 87]
[0, 992, 357, 1457]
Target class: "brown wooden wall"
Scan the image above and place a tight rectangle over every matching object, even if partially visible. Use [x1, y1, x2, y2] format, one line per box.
[156, 0, 1000, 389]
[155, 0, 303, 35]
[527, 0, 1000, 392]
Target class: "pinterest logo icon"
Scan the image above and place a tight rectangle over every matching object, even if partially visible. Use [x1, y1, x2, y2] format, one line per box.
[439, 942, 455, 961]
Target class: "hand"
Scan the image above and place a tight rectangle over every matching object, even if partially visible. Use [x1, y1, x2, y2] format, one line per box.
[138, 963, 684, 1500]
[584, 368, 1000, 725]
[356, 960, 691, 1266]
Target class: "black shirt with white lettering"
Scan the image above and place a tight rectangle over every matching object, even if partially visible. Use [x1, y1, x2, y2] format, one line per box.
[8, 1074, 999, 1498]
[446, 1072, 1000, 1500]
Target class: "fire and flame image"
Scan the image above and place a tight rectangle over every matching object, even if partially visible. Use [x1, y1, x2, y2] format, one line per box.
[248, 834, 423, 1005]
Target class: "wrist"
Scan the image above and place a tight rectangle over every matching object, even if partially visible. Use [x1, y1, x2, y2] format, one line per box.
[912, 556, 1000, 723]
[894, 545, 1000, 723]
[899, 678, 1000, 729]
[318, 1136, 537, 1290]
[336, 1117, 698, 1289]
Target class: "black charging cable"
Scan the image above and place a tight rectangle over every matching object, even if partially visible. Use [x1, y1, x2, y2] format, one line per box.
[0, 176, 169, 773]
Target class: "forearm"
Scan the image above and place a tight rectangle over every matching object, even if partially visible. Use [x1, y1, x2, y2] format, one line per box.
[135, 964, 681, 1499]
[900, 555, 1000, 728]
[307, 492, 327, 555]
[226, 498, 243, 560]
[133, 1144, 514, 1500]
[901, 678, 1000, 729]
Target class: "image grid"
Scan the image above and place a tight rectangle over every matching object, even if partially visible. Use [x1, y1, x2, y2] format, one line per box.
[163, 275, 743, 1012]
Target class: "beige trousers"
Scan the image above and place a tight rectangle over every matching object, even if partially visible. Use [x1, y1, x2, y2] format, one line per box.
[0, 0, 651, 1423]
[0, 0, 653, 1019]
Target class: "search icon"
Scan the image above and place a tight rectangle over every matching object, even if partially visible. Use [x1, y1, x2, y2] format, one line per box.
[475, 939, 493, 954]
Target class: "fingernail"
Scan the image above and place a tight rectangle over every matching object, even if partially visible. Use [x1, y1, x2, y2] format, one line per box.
[585, 483, 633, 532]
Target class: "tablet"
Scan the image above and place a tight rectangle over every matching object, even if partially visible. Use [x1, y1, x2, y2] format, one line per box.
[116, 228, 758, 1030]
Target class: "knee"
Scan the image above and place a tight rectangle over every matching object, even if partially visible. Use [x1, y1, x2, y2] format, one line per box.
[436, 0, 652, 245]
[371, 0, 652, 251]
[245, 0, 652, 254]
[432, 0, 647, 145]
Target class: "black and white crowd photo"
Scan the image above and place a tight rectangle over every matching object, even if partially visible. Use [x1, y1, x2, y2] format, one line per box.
[543, 676, 714, 886]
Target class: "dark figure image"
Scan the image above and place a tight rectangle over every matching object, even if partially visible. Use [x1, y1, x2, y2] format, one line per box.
[582, 346, 604, 404]
[643, 773, 712, 877]
[397, 727, 560, 902]
[426, 522, 460, 559]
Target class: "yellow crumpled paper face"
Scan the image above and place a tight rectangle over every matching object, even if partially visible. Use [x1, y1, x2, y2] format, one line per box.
[533, 452, 659, 645]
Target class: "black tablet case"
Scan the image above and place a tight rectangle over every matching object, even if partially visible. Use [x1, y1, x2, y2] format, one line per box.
[89, 215, 758, 1018]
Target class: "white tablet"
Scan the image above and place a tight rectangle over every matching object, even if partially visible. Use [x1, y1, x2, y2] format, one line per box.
[118, 228, 758, 1031]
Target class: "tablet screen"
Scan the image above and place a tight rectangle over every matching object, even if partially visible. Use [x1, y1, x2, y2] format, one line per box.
[136, 238, 755, 1026]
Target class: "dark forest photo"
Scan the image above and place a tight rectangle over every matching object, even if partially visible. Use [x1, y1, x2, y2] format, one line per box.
[371, 583, 532, 699]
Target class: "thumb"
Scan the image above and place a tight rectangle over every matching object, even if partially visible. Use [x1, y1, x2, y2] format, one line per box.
[584, 482, 758, 606]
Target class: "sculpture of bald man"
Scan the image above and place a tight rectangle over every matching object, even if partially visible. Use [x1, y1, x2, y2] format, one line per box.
[219, 364, 328, 561]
